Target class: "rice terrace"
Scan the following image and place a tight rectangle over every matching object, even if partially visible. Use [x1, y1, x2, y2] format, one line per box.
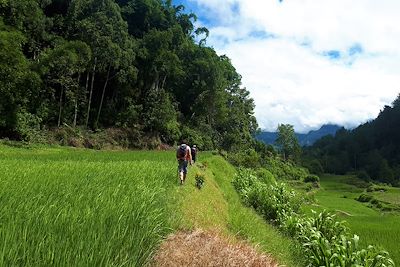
[1, 0, 400, 266]
[0, 143, 399, 266]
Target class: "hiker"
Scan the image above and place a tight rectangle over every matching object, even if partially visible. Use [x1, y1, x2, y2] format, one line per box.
[176, 140, 192, 185]
[191, 145, 198, 164]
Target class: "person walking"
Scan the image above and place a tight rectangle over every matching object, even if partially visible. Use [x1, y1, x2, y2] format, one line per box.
[191, 145, 198, 164]
[176, 140, 192, 185]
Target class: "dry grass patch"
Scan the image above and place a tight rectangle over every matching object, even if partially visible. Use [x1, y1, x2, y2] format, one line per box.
[152, 229, 278, 267]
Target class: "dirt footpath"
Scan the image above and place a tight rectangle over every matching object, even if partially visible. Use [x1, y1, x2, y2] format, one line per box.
[151, 229, 278, 267]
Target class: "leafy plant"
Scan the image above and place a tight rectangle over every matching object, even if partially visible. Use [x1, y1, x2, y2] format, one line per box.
[233, 168, 395, 266]
[304, 174, 320, 183]
[195, 173, 205, 189]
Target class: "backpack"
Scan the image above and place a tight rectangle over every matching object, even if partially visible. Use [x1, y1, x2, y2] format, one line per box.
[177, 144, 187, 159]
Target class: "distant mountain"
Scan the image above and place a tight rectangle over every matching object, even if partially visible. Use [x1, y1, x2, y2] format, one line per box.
[257, 124, 342, 146]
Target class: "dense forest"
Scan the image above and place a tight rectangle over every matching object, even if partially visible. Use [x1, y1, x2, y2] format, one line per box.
[304, 94, 400, 186]
[0, 0, 258, 150]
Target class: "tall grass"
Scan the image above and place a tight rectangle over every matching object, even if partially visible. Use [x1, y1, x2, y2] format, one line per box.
[0, 145, 177, 266]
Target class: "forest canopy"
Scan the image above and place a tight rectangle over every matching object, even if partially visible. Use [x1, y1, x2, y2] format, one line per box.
[304, 94, 400, 185]
[0, 0, 258, 150]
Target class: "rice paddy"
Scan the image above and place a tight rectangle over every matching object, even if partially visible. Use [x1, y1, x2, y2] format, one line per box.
[303, 174, 400, 265]
[0, 144, 178, 266]
[0, 144, 302, 266]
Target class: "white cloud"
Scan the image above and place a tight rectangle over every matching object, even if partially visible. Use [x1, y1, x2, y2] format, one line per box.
[189, 0, 400, 132]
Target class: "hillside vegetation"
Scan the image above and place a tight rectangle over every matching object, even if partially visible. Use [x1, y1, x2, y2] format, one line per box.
[304, 94, 400, 186]
[0, 0, 256, 151]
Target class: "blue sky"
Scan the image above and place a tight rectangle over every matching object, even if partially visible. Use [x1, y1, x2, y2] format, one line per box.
[173, 0, 400, 133]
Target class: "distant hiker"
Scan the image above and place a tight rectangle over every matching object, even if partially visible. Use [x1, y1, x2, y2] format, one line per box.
[191, 145, 198, 164]
[176, 140, 192, 185]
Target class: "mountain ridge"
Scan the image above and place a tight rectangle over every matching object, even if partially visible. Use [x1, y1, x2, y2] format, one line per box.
[257, 124, 342, 146]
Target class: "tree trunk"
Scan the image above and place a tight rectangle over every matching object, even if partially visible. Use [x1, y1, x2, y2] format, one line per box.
[85, 57, 97, 128]
[58, 86, 64, 127]
[95, 65, 111, 128]
[161, 74, 167, 90]
[85, 71, 90, 98]
[73, 73, 81, 128]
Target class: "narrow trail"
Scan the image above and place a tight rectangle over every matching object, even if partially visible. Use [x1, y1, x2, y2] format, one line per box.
[151, 229, 278, 267]
[151, 157, 283, 267]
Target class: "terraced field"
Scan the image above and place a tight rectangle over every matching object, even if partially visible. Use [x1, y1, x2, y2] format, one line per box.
[303, 174, 400, 265]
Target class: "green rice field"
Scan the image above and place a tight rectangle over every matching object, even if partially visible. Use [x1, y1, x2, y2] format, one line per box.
[0, 144, 303, 267]
[303, 174, 400, 265]
[0, 144, 178, 266]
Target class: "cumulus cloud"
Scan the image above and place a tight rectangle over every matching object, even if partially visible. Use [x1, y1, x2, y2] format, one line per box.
[186, 0, 400, 132]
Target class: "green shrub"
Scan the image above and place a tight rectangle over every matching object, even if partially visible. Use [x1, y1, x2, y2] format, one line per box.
[305, 183, 313, 192]
[304, 174, 320, 183]
[279, 210, 394, 267]
[366, 184, 388, 192]
[299, 211, 394, 267]
[180, 126, 214, 151]
[233, 169, 395, 267]
[265, 156, 309, 181]
[227, 149, 261, 168]
[302, 159, 324, 175]
[255, 168, 276, 185]
[357, 193, 373, 203]
[15, 110, 43, 142]
[233, 169, 301, 222]
[195, 173, 205, 189]
[357, 170, 371, 181]
[231, 168, 258, 205]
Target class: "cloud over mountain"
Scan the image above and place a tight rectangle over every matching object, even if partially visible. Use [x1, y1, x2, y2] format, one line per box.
[183, 0, 400, 132]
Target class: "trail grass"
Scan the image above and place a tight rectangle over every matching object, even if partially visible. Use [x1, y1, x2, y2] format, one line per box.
[303, 174, 400, 265]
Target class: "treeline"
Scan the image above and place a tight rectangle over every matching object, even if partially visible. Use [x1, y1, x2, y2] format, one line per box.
[0, 0, 257, 150]
[304, 94, 400, 185]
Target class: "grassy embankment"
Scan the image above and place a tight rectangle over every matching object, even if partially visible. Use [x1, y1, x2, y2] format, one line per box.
[0, 143, 301, 266]
[302, 174, 400, 265]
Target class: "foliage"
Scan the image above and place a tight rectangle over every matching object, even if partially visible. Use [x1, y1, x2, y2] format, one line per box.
[304, 174, 320, 183]
[15, 109, 43, 142]
[233, 168, 395, 266]
[357, 193, 374, 203]
[0, 0, 257, 151]
[286, 211, 395, 267]
[0, 20, 41, 139]
[357, 169, 371, 181]
[233, 169, 301, 222]
[305, 94, 400, 185]
[301, 158, 324, 175]
[195, 172, 205, 189]
[265, 156, 309, 181]
[275, 124, 301, 162]
[255, 168, 276, 185]
[227, 148, 262, 169]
